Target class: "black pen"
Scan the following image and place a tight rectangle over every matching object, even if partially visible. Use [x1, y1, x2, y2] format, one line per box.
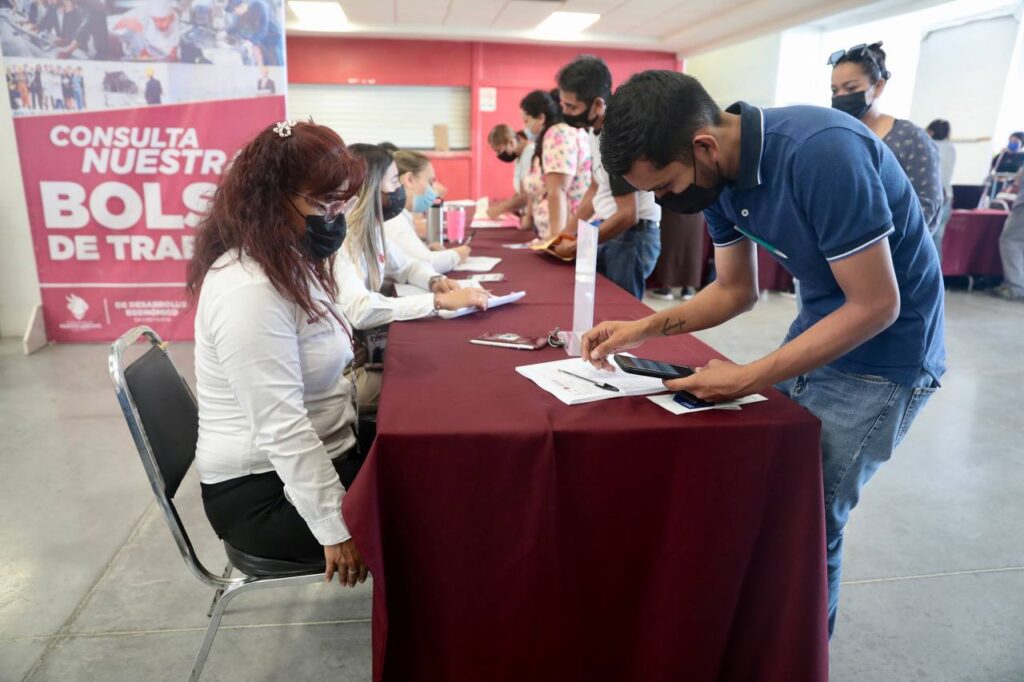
[558, 369, 619, 392]
[465, 229, 477, 245]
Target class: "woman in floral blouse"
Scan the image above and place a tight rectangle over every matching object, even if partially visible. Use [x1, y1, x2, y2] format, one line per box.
[519, 90, 592, 240]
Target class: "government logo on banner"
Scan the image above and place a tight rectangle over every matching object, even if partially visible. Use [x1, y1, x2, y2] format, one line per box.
[1, 0, 287, 342]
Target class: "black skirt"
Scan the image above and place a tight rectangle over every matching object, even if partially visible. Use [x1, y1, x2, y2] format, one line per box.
[201, 450, 364, 562]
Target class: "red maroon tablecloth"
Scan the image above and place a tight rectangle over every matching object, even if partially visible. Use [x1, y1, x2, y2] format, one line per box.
[942, 209, 1007, 277]
[700, 231, 794, 292]
[343, 228, 829, 682]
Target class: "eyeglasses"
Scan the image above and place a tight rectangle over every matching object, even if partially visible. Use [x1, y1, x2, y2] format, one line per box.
[292, 191, 357, 222]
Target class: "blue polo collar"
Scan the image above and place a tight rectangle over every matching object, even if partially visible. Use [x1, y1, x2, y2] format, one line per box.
[725, 101, 765, 191]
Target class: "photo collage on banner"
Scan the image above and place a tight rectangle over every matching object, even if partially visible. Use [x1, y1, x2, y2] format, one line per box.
[1, 0, 288, 342]
[2, 0, 286, 115]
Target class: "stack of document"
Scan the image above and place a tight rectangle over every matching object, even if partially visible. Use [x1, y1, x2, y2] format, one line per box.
[392, 282, 525, 319]
[393, 281, 474, 297]
[438, 291, 525, 319]
[516, 355, 667, 405]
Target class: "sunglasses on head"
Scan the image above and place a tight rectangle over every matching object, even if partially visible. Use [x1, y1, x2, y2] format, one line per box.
[827, 42, 890, 79]
[828, 43, 867, 66]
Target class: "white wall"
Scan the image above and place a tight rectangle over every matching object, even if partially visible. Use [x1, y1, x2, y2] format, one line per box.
[911, 15, 1021, 184]
[0, 54, 40, 339]
[684, 33, 783, 108]
[991, 12, 1024, 177]
[775, 27, 827, 107]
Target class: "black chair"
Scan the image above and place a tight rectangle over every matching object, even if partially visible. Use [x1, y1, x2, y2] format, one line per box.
[108, 326, 326, 682]
[952, 184, 985, 210]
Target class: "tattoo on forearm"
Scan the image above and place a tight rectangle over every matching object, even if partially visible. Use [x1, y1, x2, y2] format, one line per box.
[661, 318, 686, 336]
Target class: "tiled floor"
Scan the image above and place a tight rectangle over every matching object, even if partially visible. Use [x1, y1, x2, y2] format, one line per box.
[1, 289, 1022, 681]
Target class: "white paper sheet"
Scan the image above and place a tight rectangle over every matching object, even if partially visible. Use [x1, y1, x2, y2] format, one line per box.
[647, 393, 768, 415]
[437, 291, 526, 319]
[393, 280, 474, 298]
[453, 256, 502, 272]
[516, 354, 668, 405]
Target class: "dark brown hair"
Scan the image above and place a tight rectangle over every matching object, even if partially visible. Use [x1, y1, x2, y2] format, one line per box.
[186, 122, 364, 320]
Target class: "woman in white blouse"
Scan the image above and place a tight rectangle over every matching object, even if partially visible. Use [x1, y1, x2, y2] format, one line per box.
[186, 121, 366, 586]
[337, 144, 488, 411]
[383, 149, 470, 273]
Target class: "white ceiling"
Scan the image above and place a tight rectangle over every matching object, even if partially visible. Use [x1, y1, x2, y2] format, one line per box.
[286, 0, 951, 56]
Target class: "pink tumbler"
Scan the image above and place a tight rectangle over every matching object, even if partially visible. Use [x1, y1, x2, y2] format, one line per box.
[444, 207, 467, 243]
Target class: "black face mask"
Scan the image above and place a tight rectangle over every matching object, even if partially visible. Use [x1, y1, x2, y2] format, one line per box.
[831, 90, 872, 119]
[563, 101, 596, 129]
[656, 157, 725, 215]
[302, 213, 347, 259]
[496, 151, 517, 163]
[288, 195, 347, 259]
[382, 186, 406, 222]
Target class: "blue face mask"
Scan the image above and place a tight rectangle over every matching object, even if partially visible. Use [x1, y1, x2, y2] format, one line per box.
[1009, 140, 1022, 153]
[412, 184, 439, 213]
[523, 125, 537, 142]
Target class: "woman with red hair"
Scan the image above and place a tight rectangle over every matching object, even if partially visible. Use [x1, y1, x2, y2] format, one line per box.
[186, 120, 367, 587]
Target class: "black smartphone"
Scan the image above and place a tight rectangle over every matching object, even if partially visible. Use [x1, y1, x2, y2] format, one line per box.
[614, 355, 695, 380]
[614, 356, 713, 409]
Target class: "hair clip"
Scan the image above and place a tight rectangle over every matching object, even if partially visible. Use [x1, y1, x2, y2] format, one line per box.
[273, 120, 298, 138]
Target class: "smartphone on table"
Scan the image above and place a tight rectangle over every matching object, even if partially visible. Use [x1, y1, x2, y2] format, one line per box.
[613, 355, 713, 408]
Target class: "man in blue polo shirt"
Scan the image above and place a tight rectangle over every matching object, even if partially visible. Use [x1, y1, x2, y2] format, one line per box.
[581, 71, 945, 635]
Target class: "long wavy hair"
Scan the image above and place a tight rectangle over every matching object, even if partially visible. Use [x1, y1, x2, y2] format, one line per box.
[344, 143, 395, 291]
[520, 89, 562, 170]
[186, 122, 365, 320]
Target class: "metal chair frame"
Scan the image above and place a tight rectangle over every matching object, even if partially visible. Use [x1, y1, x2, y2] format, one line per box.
[108, 326, 323, 682]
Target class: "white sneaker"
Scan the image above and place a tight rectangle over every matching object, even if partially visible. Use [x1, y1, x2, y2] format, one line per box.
[649, 288, 675, 301]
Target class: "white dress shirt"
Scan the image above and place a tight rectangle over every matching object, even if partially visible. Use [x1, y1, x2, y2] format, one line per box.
[194, 251, 357, 546]
[514, 142, 535, 193]
[334, 228, 440, 328]
[384, 210, 460, 273]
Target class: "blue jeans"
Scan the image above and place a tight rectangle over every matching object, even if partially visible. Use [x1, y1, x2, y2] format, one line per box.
[933, 197, 953, 263]
[596, 220, 661, 299]
[776, 363, 938, 635]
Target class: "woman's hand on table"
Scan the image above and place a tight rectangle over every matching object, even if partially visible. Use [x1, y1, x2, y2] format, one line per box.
[453, 245, 471, 263]
[430, 276, 460, 294]
[581, 320, 648, 371]
[324, 539, 368, 587]
[437, 287, 490, 311]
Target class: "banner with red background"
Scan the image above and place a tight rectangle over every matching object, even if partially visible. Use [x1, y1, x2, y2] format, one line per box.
[13, 96, 284, 341]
